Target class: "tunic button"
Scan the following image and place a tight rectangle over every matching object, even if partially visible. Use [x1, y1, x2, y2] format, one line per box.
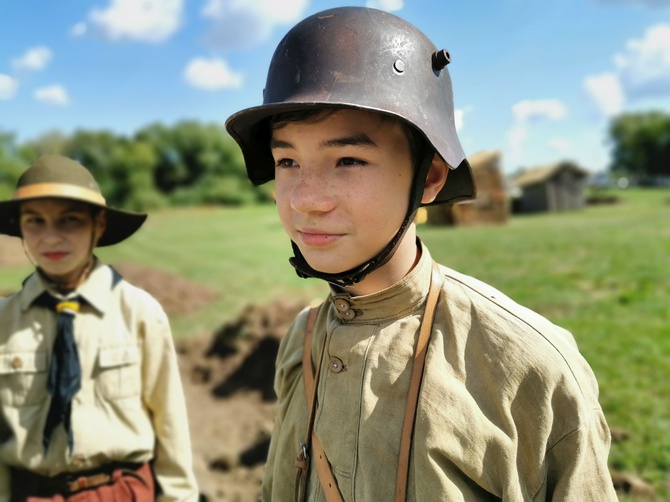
[329, 357, 344, 373]
[11, 357, 23, 369]
[334, 299, 351, 313]
[342, 310, 356, 320]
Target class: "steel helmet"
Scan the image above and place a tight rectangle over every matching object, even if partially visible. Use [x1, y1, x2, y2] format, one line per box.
[226, 6, 475, 204]
[225, 6, 475, 286]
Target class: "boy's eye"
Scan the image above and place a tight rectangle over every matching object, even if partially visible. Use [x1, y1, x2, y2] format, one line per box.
[339, 157, 367, 167]
[275, 158, 298, 168]
[22, 216, 43, 225]
[60, 214, 86, 227]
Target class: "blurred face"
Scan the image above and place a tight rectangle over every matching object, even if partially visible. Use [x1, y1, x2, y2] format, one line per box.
[271, 109, 418, 295]
[20, 198, 106, 287]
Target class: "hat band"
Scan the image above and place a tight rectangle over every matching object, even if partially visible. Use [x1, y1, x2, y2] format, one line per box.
[13, 183, 106, 206]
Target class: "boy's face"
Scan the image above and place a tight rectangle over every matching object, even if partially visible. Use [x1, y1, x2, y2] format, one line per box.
[19, 198, 106, 283]
[271, 109, 416, 288]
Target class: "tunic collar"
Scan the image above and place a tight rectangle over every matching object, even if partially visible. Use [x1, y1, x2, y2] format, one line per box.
[328, 240, 433, 324]
[19, 259, 118, 315]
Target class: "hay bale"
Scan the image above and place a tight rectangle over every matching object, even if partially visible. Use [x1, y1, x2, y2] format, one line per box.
[427, 150, 509, 226]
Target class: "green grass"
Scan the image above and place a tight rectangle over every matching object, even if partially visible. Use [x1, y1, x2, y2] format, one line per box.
[1, 188, 668, 499]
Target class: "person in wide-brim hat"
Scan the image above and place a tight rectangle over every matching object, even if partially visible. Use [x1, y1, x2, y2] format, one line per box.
[0, 154, 146, 246]
[0, 154, 199, 500]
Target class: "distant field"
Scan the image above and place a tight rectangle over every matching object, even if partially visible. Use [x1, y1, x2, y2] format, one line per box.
[1, 188, 668, 499]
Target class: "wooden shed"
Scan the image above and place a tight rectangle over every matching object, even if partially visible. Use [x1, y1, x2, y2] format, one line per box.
[513, 161, 589, 213]
[426, 150, 509, 226]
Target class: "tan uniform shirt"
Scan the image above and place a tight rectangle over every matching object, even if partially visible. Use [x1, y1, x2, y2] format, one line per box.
[0, 261, 198, 501]
[263, 244, 617, 501]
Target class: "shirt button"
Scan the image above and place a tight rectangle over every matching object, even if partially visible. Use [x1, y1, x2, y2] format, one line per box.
[11, 357, 23, 369]
[333, 299, 351, 313]
[342, 310, 356, 320]
[328, 357, 345, 373]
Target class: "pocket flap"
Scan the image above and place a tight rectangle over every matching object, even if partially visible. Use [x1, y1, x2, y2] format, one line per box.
[0, 351, 48, 374]
[99, 345, 140, 368]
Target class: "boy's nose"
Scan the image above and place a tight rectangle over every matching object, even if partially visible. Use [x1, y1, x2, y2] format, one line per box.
[289, 172, 335, 214]
[43, 225, 63, 244]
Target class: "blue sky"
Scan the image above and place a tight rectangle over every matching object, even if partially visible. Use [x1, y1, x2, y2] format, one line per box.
[1, 0, 669, 173]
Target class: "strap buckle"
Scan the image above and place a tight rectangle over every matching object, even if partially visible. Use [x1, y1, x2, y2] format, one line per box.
[295, 442, 309, 468]
[65, 473, 112, 493]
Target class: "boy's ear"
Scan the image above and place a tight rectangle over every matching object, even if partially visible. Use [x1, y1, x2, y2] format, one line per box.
[421, 154, 449, 205]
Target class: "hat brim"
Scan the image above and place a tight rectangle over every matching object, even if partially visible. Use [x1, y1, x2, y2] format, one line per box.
[0, 196, 147, 247]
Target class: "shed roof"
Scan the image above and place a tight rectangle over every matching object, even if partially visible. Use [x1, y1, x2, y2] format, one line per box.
[514, 161, 589, 188]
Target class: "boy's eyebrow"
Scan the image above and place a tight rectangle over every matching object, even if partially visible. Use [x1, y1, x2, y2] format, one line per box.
[322, 133, 376, 149]
[270, 138, 292, 150]
[270, 133, 377, 150]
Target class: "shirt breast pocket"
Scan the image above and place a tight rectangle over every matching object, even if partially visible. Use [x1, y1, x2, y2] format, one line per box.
[96, 345, 141, 400]
[0, 351, 49, 407]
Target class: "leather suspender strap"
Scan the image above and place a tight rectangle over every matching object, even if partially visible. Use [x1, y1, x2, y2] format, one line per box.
[295, 305, 322, 502]
[395, 261, 443, 502]
[296, 304, 344, 502]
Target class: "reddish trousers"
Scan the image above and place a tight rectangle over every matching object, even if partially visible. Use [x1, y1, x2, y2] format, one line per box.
[10, 463, 155, 502]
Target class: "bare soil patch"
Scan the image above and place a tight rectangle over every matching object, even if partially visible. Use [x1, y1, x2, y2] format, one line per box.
[177, 299, 307, 501]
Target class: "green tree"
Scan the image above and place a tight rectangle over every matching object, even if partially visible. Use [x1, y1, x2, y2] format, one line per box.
[136, 120, 272, 205]
[18, 130, 67, 161]
[608, 111, 670, 182]
[0, 132, 23, 199]
[108, 141, 165, 211]
[61, 129, 127, 200]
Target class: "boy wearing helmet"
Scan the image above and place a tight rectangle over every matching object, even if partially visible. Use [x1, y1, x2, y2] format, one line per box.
[226, 7, 616, 502]
[0, 155, 199, 501]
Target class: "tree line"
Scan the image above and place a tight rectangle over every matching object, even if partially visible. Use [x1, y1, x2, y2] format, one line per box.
[1, 111, 669, 211]
[0, 121, 273, 211]
[608, 111, 670, 184]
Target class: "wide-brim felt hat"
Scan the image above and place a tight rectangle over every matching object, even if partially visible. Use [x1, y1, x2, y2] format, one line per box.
[0, 154, 147, 246]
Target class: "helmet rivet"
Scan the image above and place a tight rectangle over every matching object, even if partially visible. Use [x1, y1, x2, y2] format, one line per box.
[432, 49, 451, 71]
[393, 59, 405, 74]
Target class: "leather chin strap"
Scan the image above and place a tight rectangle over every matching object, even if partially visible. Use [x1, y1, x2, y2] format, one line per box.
[288, 147, 435, 288]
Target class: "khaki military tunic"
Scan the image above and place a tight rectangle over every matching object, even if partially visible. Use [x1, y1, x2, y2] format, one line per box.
[0, 261, 198, 501]
[262, 244, 617, 501]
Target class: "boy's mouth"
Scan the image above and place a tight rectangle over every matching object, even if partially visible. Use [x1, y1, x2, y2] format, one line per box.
[298, 230, 342, 247]
[43, 251, 69, 261]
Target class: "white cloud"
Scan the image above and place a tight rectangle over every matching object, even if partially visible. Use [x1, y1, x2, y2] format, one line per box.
[88, 0, 183, 43]
[506, 100, 566, 168]
[583, 23, 670, 118]
[184, 57, 244, 90]
[12, 46, 53, 71]
[548, 138, 572, 152]
[511, 99, 567, 123]
[0, 74, 19, 100]
[366, 0, 404, 11]
[614, 23, 670, 97]
[200, 0, 310, 50]
[70, 22, 88, 37]
[584, 72, 625, 117]
[506, 125, 529, 167]
[34, 85, 70, 106]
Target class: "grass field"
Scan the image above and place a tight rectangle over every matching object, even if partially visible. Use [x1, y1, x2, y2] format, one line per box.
[1, 187, 668, 499]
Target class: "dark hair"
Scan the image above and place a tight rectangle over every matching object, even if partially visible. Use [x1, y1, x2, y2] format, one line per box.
[269, 108, 429, 172]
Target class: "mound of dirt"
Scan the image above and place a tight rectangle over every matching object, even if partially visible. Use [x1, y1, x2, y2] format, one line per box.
[178, 297, 309, 501]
